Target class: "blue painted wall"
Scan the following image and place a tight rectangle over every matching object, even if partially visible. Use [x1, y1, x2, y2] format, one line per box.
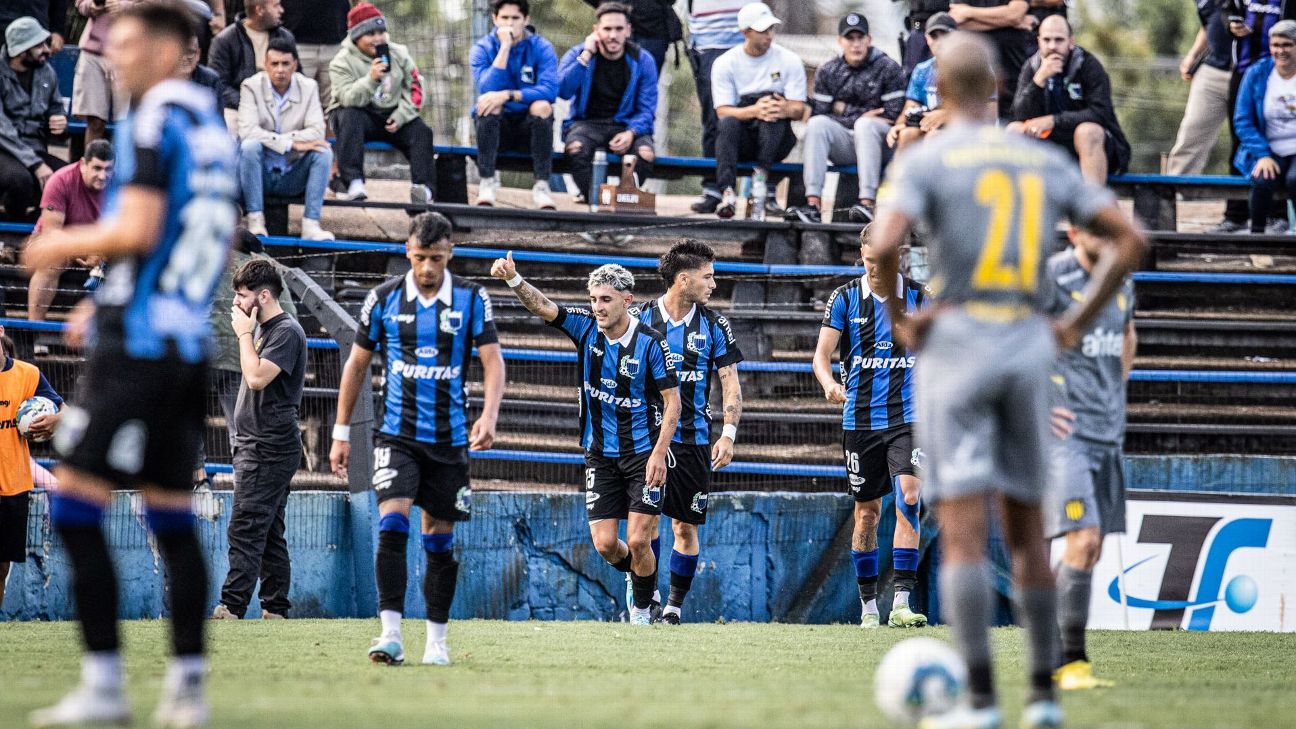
[5, 455, 1293, 624]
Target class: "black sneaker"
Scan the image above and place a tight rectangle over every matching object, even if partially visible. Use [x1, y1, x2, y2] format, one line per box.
[690, 193, 722, 214]
[660, 611, 681, 625]
[847, 203, 875, 224]
[786, 204, 822, 223]
[650, 599, 663, 623]
[764, 197, 785, 218]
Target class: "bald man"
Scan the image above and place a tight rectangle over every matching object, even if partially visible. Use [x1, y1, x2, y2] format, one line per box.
[868, 32, 1147, 729]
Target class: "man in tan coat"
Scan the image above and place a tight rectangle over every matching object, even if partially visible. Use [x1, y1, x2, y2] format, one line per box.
[237, 36, 333, 240]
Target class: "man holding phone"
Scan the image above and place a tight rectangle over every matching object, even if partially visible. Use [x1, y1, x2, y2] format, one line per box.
[327, 2, 437, 206]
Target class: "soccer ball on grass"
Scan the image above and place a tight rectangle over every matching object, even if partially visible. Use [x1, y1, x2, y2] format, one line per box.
[874, 637, 967, 724]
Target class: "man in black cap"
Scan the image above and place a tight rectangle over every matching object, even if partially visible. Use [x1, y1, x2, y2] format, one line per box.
[887, 12, 959, 151]
[787, 13, 905, 224]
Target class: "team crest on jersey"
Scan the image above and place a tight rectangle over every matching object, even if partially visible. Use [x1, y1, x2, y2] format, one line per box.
[619, 355, 640, 377]
[1065, 499, 1086, 522]
[687, 331, 707, 354]
[455, 486, 472, 514]
[642, 484, 662, 507]
[521, 65, 535, 84]
[691, 492, 708, 514]
[440, 309, 463, 334]
[910, 448, 926, 471]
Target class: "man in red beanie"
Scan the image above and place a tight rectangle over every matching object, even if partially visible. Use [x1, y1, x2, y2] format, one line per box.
[326, 2, 436, 206]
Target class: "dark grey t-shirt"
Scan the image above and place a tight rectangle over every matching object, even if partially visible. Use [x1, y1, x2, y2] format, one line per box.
[234, 312, 307, 453]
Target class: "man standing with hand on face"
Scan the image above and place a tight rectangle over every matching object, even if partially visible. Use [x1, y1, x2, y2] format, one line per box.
[492, 253, 680, 626]
[212, 258, 306, 622]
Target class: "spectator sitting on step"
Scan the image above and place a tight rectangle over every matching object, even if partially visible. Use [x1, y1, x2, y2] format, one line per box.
[470, 0, 559, 209]
[1008, 15, 1131, 184]
[180, 24, 226, 120]
[327, 2, 436, 206]
[788, 12, 905, 225]
[281, 0, 349, 116]
[887, 12, 959, 153]
[27, 140, 114, 321]
[1235, 20, 1296, 234]
[209, 0, 294, 128]
[557, 2, 658, 205]
[238, 37, 334, 240]
[0, 17, 67, 223]
[709, 2, 806, 219]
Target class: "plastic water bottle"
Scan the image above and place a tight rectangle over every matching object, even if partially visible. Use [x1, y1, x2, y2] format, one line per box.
[590, 150, 608, 212]
[750, 167, 767, 221]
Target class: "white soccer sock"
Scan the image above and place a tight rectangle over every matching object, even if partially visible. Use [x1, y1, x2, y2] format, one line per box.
[426, 620, 448, 644]
[164, 655, 207, 689]
[82, 652, 123, 691]
[894, 590, 911, 609]
[380, 610, 402, 638]
[862, 598, 879, 616]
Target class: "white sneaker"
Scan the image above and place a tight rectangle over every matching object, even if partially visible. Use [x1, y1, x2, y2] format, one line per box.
[244, 212, 268, 237]
[410, 183, 433, 206]
[300, 218, 335, 241]
[629, 607, 653, 625]
[476, 175, 499, 206]
[918, 705, 1003, 729]
[532, 180, 556, 210]
[422, 639, 451, 666]
[339, 179, 368, 202]
[29, 685, 132, 727]
[368, 633, 405, 665]
[153, 676, 209, 729]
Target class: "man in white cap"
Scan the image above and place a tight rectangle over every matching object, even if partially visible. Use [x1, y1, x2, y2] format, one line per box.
[0, 16, 67, 221]
[709, 2, 806, 219]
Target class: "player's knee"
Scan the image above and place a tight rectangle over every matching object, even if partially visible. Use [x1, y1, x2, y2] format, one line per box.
[1068, 530, 1103, 568]
[673, 521, 699, 549]
[529, 100, 552, 118]
[854, 503, 880, 532]
[239, 137, 264, 157]
[637, 145, 655, 163]
[626, 530, 652, 555]
[591, 530, 621, 558]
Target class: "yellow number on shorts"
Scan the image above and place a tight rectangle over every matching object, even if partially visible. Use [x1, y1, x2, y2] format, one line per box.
[972, 170, 1043, 292]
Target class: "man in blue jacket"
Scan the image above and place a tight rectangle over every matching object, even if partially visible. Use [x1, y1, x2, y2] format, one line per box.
[470, 0, 559, 209]
[558, 2, 658, 203]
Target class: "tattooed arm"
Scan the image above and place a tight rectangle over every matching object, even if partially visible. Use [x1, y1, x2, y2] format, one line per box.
[490, 251, 559, 322]
[712, 363, 743, 469]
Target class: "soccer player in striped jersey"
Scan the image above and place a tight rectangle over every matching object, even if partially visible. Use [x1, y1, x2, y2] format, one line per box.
[636, 240, 744, 624]
[330, 212, 505, 667]
[813, 225, 928, 629]
[492, 254, 681, 625]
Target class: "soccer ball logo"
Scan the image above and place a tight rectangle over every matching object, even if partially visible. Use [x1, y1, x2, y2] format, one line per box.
[690, 492, 708, 514]
[910, 448, 926, 471]
[687, 331, 707, 354]
[455, 487, 472, 514]
[642, 484, 661, 507]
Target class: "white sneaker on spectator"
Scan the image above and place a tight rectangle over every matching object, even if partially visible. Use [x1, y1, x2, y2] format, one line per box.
[532, 180, 557, 210]
[410, 184, 433, 206]
[244, 212, 268, 237]
[301, 218, 335, 241]
[477, 175, 499, 206]
[338, 179, 367, 202]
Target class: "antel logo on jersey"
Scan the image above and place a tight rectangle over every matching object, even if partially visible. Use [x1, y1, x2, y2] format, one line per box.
[390, 360, 462, 380]
[851, 355, 917, 370]
[415, 346, 439, 359]
[1109, 515, 1271, 630]
[1082, 328, 1123, 358]
[583, 381, 643, 409]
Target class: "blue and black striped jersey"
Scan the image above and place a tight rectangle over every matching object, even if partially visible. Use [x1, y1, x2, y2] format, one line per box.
[636, 299, 743, 445]
[549, 308, 678, 458]
[94, 79, 237, 363]
[356, 271, 498, 447]
[822, 275, 927, 431]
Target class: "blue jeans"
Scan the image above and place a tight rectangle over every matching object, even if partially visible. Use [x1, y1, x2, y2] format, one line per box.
[238, 138, 333, 220]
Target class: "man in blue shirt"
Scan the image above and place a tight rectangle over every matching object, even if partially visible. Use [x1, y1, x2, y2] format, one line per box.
[812, 226, 929, 629]
[635, 240, 743, 623]
[469, 0, 559, 209]
[887, 12, 956, 152]
[331, 212, 505, 668]
[492, 254, 681, 626]
[22, 3, 238, 725]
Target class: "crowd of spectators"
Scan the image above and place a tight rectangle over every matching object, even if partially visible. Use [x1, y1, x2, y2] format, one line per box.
[0, 0, 1290, 233]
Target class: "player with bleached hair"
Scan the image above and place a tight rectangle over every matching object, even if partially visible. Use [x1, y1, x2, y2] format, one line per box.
[867, 31, 1147, 729]
[492, 255, 681, 625]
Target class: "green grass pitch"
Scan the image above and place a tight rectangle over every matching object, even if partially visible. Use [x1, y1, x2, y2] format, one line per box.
[2, 620, 1293, 728]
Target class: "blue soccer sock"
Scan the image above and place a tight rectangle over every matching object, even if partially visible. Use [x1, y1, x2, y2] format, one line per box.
[893, 547, 920, 606]
[666, 550, 699, 609]
[851, 549, 880, 610]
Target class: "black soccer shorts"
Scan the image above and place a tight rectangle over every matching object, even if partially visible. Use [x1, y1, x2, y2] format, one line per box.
[584, 450, 661, 522]
[843, 424, 920, 502]
[0, 491, 31, 563]
[56, 350, 207, 492]
[371, 433, 472, 522]
[662, 444, 711, 525]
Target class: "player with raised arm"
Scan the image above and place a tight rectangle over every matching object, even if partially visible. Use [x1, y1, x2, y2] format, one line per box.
[330, 212, 505, 667]
[492, 254, 681, 625]
[1044, 227, 1137, 691]
[636, 240, 743, 624]
[813, 225, 928, 630]
[21, 2, 239, 726]
[867, 32, 1147, 729]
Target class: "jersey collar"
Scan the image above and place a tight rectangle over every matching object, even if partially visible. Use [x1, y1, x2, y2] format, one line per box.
[860, 273, 903, 303]
[655, 298, 696, 327]
[405, 270, 453, 308]
[604, 316, 639, 347]
[1, 355, 11, 373]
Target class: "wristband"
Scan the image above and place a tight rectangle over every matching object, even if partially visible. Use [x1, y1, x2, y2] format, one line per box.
[722, 424, 738, 442]
[332, 424, 351, 442]
[506, 273, 524, 288]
